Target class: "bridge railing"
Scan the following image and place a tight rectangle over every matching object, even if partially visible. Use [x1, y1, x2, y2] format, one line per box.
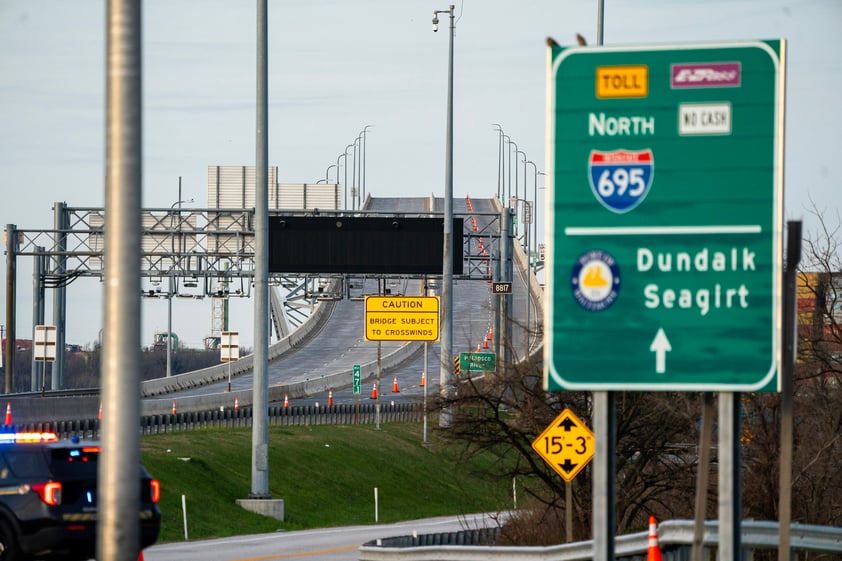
[359, 519, 842, 561]
[16, 402, 425, 440]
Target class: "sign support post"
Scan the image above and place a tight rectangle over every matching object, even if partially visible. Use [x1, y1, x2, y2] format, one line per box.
[221, 331, 239, 393]
[353, 364, 361, 425]
[545, 40, 785, 561]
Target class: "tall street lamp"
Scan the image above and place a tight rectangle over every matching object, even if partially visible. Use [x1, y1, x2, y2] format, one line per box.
[344, 143, 354, 209]
[516, 149, 527, 239]
[526, 160, 542, 275]
[504, 136, 517, 207]
[353, 133, 363, 210]
[325, 164, 337, 184]
[361, 124, 373, 203]
[335, 152, 347, 208]
[513, 196, 532, 357]
[492, 124, 504, 201]
[433, 4, 455, 427]
[167, 193, 193, 378]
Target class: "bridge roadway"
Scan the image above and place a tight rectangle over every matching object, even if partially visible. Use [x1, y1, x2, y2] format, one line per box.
[144, 195, 536, 414]
[8, 195, 541, 423]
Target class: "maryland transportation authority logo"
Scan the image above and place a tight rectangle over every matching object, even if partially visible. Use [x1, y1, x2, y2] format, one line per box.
[571, 250, 621, 311]
[588, 149, 654, 213]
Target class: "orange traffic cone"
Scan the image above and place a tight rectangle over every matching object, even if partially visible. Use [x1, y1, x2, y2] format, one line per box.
[234, 397, 239, 410]
[98, 402, 103, 420]
[392, 376, 400, 393]
[483, 338, 489, 349]
[370, 383, 378, 400]
[476, 343, 481, 352]
[487, 329, 493, 340]
[420, 371, 426, 387]
[4, 403, 11, 426]
[647, 515, 663, 561]
[328, 390, 334, 407]
[283, 394, 289, 408]
[171, 400, 177, 415]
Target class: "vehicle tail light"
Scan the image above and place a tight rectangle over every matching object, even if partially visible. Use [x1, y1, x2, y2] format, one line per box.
[32, 481, 62, 506]
[149, 479, 161, 503]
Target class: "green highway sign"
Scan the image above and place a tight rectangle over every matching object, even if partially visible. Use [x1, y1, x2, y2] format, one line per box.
[459, 352, 496, 372]
[353, 364, 361, 395]
[545, 41, 784, 392]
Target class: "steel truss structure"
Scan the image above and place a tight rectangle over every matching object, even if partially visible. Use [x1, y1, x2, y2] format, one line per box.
[10, 204, 500, 287]
[4, 200, 522, 397]
[5, 203, 501, 352]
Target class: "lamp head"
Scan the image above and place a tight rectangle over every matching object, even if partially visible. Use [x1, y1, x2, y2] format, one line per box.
[432, 13, 439, 32]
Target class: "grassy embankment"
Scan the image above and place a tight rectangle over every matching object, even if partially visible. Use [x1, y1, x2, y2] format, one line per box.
[142, 423, 512, 543]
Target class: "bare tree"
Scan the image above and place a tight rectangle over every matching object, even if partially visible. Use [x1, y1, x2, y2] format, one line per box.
[439, 207, 842, 543]
[742, 207, 842, 527]
[435, 349, 702, 543]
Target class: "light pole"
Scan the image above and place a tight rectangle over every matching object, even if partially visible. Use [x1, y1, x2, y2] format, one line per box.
[526, 160, 542, 275]
[361, 124, 373, 203]
[344, 143, 354, 209]
[516, 149, 527, 239]
[504, 136, 517, 207]
[492, 124, 504, 200]
[167, 194, 193, 378]
[432, 3, 455, 427]
[353, 133, 363, 210]
[335, 151, 346, 195]
[325, 163, 337, 184]
[513, 196, 532, 358]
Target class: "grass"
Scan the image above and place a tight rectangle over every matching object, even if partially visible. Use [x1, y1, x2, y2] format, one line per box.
[141, 423, 512, 543]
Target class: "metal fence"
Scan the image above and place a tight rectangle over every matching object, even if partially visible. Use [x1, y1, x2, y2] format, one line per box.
[359, 519, 842, 561]
[16, 402, 425, 440]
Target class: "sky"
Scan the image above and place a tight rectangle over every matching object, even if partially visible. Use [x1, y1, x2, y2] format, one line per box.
[1, 0, 840, 350]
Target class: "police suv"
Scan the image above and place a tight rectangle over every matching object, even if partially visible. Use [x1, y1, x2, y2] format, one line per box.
[0, 431, 160, 560]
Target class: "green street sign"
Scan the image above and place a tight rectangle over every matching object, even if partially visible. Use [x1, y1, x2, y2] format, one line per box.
[459, 352, 496, 372]
[353, 364, 361, 395]
[545, 40, 784, 392]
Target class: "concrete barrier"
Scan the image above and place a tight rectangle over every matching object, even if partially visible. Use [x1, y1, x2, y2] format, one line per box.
[140, 286, 339, 398]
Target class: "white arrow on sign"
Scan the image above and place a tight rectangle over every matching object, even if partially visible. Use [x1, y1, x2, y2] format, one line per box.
[649, 328, 672, 374]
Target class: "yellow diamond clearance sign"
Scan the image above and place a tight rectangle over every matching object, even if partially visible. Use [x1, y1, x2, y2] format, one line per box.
[531, 408, 595, 482]
[365, 296, 440, 342]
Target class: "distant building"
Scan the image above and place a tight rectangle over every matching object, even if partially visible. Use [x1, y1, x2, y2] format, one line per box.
[797, 271, 842, 337]
[0, 338, 32, 352]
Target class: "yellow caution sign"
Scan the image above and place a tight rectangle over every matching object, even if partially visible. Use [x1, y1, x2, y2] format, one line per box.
[531, 408, 595, 482]
[365, 296, 439, 342]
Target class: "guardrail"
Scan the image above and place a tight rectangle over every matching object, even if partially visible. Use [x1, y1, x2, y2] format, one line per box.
[359, 519, 842, 561]
[16, 402, 425, 440]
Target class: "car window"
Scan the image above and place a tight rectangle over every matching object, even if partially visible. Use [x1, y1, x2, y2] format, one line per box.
[2, 449, 51, 478]
[48, 447, 99, 477]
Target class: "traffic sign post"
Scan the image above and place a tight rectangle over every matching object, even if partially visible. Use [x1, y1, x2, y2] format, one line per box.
[220, 331, 239, 362]
[492, 282, 512, 295]
[531, 408, 595, 482]
[458, 352, 496, 372]
[545, 41, 784, 392]
[364, 296, 439, 342]
[353, 364, 361, 395]
[221, 331, 239, 393]
[33, 325, 57, 362]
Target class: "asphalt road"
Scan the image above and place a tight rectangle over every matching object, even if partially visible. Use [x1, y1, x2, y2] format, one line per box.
[142, 513, 501, 561]
[154, 196, 519, 407]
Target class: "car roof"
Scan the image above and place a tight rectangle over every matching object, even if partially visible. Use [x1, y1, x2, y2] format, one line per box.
[0, 432, 100, 449]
